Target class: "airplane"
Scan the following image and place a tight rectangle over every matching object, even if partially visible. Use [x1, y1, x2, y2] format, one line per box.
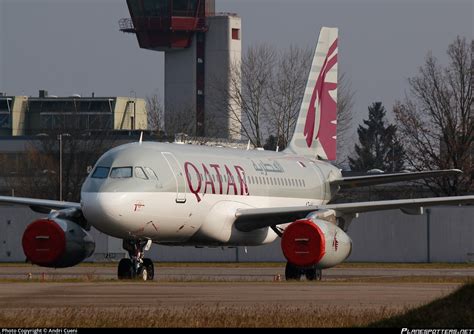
[1, 27, 473, 281]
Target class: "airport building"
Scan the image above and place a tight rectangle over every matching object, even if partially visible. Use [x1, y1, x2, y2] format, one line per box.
[0, 90, 147, 136]
[119, 0, 241, 139]
[0, 90, 149, 199]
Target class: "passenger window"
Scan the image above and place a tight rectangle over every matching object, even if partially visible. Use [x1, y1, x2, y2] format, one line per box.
[135, 167, 148, 180]
[144, 167, 158, 180]
[91, 166, 109, 179]
[110, 167, 132, 178]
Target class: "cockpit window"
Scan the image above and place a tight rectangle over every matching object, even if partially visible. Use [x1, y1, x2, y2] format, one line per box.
[110, 167, 133, 178]
[135, 167, 148, 180]
[144, 167, 158, 180]
[91, 166, 110, 179]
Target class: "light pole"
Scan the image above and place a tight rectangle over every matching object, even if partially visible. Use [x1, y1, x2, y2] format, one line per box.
[58, 133, 70, 201]
[130, 90, 137, 130]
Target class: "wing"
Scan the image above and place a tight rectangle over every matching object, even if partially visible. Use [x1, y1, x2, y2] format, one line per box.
[234, 195, 474, 232]
[0, 196, 81, 214]
[330, 169, 462, 188]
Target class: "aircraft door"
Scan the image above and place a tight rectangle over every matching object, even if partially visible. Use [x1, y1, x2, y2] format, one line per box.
[162, 152, 186, 203]
[309, 161, 328, 201]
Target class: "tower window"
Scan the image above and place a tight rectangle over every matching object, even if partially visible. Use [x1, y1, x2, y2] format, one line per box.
[232, 28, 240, 40]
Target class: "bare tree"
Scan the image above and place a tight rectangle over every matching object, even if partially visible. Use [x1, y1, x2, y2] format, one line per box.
[266, 45, 312, 150]
[393, 36, 473, 195]
[165, 104, 197, 139]
[225, 44, 277, 147]
[336, 72, 355, 166]
[146, 93, 164, 134]
[8, 130, 118, 202]
[212, 42, 355, 152]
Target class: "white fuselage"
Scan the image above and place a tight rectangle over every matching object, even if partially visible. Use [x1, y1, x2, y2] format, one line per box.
[81, 142, 341, 246]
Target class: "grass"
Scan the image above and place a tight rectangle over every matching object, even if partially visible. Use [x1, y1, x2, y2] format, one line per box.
[0, 304, 401, 328]
[0, 281, 471, 327]
[369, 281, 474, 327]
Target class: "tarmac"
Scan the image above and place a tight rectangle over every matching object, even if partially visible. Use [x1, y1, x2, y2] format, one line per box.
[0, 281, 460, 310]
[0, 264, 471, 310]
[1, 264, 473, 281]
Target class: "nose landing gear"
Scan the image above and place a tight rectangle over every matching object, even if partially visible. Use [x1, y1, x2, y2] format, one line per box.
[118, 239, 154, 281]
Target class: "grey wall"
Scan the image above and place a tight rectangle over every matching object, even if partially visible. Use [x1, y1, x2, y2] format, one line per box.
[0, 206, 472, 263]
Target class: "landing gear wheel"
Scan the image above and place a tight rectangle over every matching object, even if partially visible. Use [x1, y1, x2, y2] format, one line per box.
[118, 258, 133, 280]
[137, 266, 148, 281]
[285, 262, 302, 281]
[305, 266, 322, 281]
[118, 239, 154, 280]
[143, 258, 154, 280]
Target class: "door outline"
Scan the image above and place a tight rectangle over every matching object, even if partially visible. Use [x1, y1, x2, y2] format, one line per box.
[309, 161, 328, 200]
[162, 152, 186, 203]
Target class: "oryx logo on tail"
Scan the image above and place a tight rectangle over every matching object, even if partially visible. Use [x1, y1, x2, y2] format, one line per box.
[285, 27, 338, 161]
[304, 39, 337, 156]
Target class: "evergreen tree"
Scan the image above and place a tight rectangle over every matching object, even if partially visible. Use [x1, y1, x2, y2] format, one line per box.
[349, 102, 405, 172]
[263, 134, 286, 151]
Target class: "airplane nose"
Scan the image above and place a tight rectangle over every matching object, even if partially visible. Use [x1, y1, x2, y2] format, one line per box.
[81, 192, 127, 236]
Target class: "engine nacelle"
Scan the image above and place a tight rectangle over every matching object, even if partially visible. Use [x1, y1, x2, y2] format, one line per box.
[281, 218, 352, 269]
[22, 218, 95, 268]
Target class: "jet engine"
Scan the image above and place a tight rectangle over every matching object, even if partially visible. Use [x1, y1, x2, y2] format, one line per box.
[22, 218, 95, 268]
[281, 218, 352, 269]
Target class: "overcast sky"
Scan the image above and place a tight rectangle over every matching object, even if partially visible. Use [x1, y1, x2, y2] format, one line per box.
[0, 0, 472, 133]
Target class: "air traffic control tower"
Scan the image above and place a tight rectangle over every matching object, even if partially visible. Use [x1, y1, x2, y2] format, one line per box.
[119, 0, 241, 139]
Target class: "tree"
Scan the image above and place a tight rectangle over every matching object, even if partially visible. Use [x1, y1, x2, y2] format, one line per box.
[146, 93, 164, 134]
[226, 44, 276, 147]
[8, 129, 119, 202]
[266, 45, 312, 150]
[263, 134, 284, 151]
[336, 73, 355, 167]
[215, 42, 355, 152]
[349, 102, 405, 172]
[393, 36, 473, 195]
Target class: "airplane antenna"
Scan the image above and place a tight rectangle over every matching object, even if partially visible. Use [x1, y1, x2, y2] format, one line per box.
[139, 131, 143, 144]
[246, 140, 251, 151]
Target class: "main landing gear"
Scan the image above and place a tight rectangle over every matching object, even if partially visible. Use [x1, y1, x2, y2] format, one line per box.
[285, 262, 322, 281]
[118, 239, 154, 281]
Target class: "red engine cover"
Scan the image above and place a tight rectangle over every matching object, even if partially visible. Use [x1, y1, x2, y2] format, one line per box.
[22, 219, 66, 266]
[281, 219, 326, 267]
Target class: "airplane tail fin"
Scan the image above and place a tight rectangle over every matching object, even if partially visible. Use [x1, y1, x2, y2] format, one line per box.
[284, 27, 338, 160]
